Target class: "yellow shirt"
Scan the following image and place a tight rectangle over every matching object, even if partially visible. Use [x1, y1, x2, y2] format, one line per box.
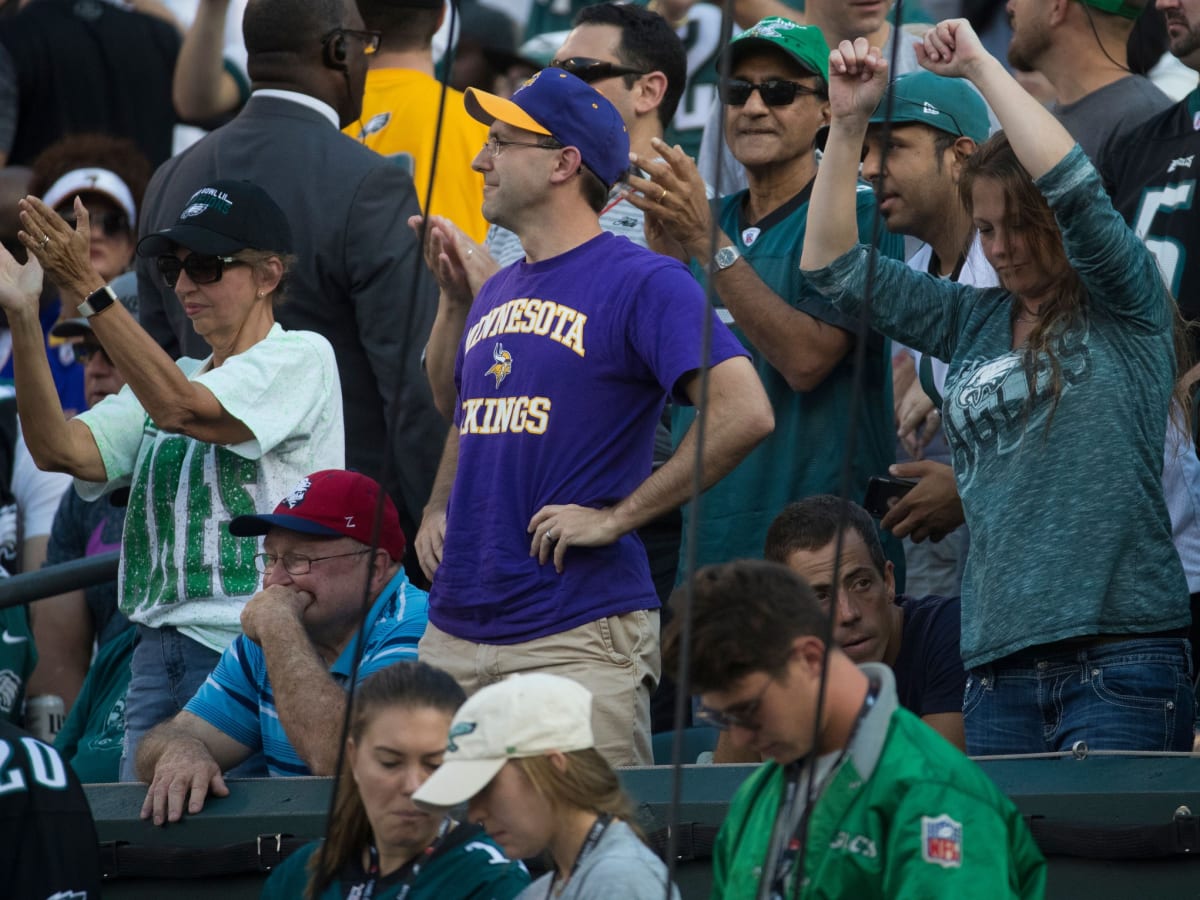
[346, 69, 489, 243]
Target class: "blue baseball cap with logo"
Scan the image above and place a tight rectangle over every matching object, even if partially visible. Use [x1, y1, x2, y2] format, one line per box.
[465, 68, 630, 188]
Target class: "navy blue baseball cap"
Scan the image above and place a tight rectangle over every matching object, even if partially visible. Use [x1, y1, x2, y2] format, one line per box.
[465, 68, 630, 188]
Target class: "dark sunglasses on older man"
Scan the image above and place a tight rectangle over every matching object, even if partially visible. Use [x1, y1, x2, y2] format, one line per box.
[549, 56, 648, 84]
[57, 210, 131, 238]
[156, 253, 240, 289]
[719, 78, 823, 107]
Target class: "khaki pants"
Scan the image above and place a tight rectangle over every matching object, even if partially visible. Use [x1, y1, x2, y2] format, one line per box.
[419, 610, 660, 767]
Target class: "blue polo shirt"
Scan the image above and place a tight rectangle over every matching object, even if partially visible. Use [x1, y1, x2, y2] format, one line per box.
[185, 570, 428, 775]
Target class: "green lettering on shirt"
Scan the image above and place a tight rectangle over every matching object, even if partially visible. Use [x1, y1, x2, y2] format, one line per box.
[215, 448, 259, 597]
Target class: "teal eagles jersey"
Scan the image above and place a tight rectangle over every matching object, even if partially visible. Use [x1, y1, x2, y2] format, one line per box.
[261, 825, 530, 900]
[673, 179, 903, 572]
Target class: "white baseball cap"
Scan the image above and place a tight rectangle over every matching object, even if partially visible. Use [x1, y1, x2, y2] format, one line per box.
[412, 673, 594, 809]
[42, 167, 138, 228]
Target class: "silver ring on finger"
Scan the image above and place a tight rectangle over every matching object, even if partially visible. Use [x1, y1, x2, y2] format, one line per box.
[40, 235, 50, 247]
[545, 530, 556, 541]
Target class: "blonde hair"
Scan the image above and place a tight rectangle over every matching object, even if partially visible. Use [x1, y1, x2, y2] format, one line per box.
[512, 749, 644, 842]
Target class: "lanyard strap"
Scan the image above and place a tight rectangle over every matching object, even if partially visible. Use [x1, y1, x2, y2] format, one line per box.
[546, 813, 613, 899]
[353, 816, 453, 900]
[765, 676, 881, 900]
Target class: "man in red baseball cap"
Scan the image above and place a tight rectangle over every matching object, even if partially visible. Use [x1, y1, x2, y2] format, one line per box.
[134, 470, 429, 826]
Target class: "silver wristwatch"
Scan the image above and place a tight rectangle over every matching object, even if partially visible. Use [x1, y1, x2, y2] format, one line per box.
[712, 245, 741, 272]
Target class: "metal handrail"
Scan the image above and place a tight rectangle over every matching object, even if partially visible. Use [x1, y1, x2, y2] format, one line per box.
[0, 550, 120, 610]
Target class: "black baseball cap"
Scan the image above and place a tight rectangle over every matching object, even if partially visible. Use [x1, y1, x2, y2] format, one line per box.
[137, 179, 293, 258]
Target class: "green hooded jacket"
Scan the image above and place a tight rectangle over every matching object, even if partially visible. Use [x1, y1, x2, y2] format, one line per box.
[712, 664, 1046, 900]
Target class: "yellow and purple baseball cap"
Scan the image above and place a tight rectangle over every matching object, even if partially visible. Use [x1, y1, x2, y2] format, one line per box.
[465, 68, 630, 188]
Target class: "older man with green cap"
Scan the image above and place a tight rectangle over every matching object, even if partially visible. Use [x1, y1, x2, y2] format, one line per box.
[625, 17, 905, 627]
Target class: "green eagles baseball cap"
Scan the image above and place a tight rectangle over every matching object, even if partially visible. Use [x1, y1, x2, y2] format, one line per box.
[1079, 0, 1145, 19]
[867, 71, 991, 144]
[718, 16, 830, 83]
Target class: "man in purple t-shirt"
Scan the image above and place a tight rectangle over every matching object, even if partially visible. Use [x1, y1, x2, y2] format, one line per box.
[414, 69, 773, 766]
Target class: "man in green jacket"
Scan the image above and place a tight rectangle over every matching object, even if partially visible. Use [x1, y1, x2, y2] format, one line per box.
[664, 560, 1045, 899]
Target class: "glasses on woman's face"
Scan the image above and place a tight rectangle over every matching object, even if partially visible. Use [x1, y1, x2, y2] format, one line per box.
[56, 209, 131, 238]
[718, 78, 824, 107]
[549, 56, 648, 84]
[156, 253, 242, 288]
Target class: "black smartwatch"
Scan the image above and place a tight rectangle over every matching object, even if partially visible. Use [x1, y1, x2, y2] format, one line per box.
[77, 284, 117, 319]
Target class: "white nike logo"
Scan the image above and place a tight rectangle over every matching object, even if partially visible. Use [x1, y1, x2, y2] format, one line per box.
[1, 630, 27, 644]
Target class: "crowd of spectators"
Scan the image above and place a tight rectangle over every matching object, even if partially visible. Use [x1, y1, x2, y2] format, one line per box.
[2, 0, 1200, 897]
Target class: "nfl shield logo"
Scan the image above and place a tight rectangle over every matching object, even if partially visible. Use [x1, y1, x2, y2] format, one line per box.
[921, 814, 963, 868]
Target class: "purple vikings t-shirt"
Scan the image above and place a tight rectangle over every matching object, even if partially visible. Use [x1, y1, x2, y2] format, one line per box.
[431, 232, 746, 643]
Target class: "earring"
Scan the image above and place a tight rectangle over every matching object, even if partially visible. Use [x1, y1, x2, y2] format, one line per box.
[256, 291, 264, 299]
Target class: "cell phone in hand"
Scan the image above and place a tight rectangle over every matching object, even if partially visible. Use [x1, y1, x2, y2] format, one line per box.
[862, 475, 917, 519]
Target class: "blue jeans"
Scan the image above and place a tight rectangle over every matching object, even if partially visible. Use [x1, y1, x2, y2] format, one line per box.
[119, 625, 265, 782]
[964, 637, 1194, 756]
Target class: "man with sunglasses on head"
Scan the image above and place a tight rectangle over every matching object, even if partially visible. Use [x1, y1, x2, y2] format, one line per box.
[136, 469, 428, 826]
[625, 19, 903, 580]
[664, 560, 1045, 900]
[481, 3, 688, 271]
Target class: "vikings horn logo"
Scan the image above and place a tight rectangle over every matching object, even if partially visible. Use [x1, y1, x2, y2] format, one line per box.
[485, 342, 513, 388]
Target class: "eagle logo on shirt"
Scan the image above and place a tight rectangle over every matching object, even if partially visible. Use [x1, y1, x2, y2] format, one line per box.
[485, 343, 513, 388]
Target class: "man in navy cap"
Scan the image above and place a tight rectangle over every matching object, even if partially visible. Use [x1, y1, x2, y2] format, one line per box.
[135, 469, 428, 825]
[414, 69, 772, 767]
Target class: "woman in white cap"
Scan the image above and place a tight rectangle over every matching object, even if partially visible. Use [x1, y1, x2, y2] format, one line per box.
[412, 673, 679, 900]
[7, 180, 343, 780]
[31, 133, 149, 286]
[261, 661, 529, 900]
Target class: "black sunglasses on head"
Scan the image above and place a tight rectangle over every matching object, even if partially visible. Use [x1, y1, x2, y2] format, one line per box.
[57, 210, 131, 238]
[157, 253, 240, 289]
[719, 78, 824, 107]
[550, 56, 648, 84]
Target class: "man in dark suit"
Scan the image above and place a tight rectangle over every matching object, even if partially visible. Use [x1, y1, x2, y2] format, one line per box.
[136, 0, 444, 555]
